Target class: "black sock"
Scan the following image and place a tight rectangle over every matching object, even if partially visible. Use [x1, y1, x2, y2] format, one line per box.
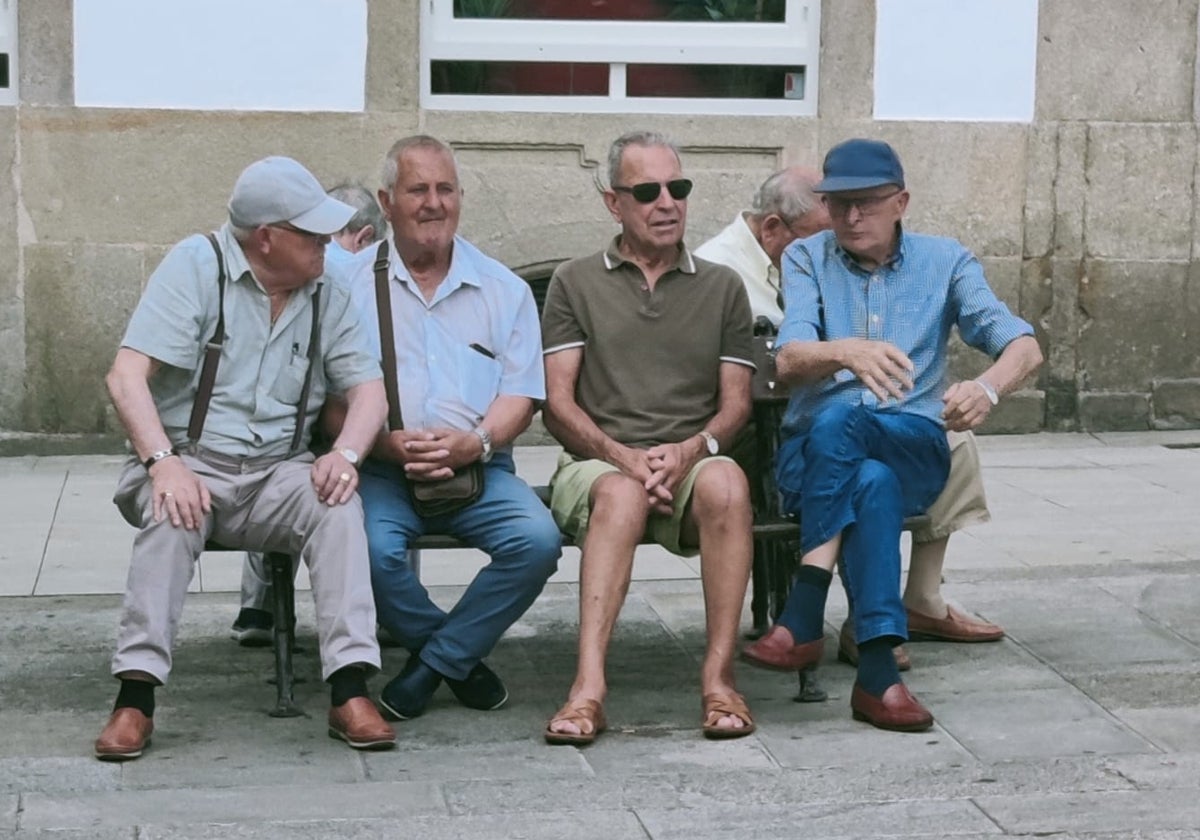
[776, 565, 833, 643]
[329, 665, 368, 706]
[114, 679, 155, 717]
[857, 638, 902, 697]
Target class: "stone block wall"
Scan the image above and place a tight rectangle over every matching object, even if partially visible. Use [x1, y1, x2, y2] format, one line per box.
[2, 0, 1198, 435]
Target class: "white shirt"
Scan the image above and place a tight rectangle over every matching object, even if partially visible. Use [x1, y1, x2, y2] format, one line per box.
[694, 211, 782, 327]
[347, 235, 545, 434]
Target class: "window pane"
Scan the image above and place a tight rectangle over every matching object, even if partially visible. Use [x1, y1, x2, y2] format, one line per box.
[627, 64, 804, 98]
[431, 61, 609, 95]
[453, 0, 786, 22]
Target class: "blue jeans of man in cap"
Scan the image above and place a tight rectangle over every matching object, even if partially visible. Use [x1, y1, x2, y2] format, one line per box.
[358, 451, 561, 680]
[776, 403, 950, 645]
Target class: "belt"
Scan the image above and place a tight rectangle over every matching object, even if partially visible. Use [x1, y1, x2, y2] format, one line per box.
[179, 443, 293, 475]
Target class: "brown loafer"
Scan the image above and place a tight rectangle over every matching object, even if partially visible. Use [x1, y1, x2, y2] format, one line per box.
[94, 707, 153, 761]
[906, 606, 1005, 643]
[837, 618, 911, 671]
[741, 625, 824, 672]
[850, 682, 934, 732]
[328, 697, 397, 751]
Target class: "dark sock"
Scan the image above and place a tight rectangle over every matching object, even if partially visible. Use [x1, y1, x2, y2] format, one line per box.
[328, 665, 368, 706]
[114, 679, 155, 717]
[776, 565, 833, 643]
[857, 638, 902, 697]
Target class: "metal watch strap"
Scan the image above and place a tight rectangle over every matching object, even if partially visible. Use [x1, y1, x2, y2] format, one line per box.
[142, 447, 179, 470]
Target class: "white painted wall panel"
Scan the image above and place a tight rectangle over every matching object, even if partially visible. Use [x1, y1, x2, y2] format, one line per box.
[74, 0, 367, 111]
[874, 0, 1039, 122]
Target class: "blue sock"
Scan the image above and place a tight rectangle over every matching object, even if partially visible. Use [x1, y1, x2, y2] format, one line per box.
[776, 565, 832, 643]
[857, 638, 902, 697]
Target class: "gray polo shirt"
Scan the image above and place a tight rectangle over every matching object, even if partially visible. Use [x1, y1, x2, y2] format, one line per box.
[120, 223, 381, 458]
[542, 236, 754, 450]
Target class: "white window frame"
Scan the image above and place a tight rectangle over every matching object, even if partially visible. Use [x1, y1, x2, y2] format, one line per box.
[0, 0, 17, 106]
[420, 0, 818, 116]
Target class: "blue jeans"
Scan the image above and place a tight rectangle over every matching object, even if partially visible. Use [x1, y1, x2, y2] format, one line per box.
[776, 404, 950, 644]
[359, 452, 561, 681]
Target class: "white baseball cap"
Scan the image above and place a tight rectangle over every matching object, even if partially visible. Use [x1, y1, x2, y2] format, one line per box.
[227, 156, 355, 235]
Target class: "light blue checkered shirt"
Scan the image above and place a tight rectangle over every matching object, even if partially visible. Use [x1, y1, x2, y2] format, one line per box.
[777, 228, 1034, 435]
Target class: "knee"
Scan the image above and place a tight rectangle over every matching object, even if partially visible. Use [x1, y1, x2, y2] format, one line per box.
[691, 460, 751, 519]
[806, 403, 860, 446]
[854, 459, 901, 504]
[589, 474, 651, 524]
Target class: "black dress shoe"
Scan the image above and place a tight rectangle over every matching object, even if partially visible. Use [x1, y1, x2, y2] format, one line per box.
[379, 655, 442, 721]
[445, 661, 509, 711]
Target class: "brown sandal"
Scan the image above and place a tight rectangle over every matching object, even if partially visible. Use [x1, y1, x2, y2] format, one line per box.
[544, 698, 607, 746]
[701, 691, 756, 740]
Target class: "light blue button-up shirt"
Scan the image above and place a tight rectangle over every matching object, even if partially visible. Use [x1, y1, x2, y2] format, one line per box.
[778, 228, 1034, 435]
[346, 235, 545, 438]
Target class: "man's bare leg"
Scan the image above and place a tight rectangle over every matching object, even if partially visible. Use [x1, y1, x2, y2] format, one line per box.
[548, 473, 648, 737]
[681, 461, 753, 732]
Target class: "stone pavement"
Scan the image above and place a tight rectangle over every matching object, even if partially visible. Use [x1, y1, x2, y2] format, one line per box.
[3, 433, 1200, 838]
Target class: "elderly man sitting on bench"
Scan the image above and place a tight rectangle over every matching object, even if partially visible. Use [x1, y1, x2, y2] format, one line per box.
[741, 138, 1042, 732]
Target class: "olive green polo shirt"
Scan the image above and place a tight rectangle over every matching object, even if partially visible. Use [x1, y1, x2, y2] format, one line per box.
[119, 223, 381, 458]
[541, 236, 754, 449]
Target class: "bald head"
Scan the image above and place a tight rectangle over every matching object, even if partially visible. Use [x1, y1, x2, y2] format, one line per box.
[749, 165, 831, 268]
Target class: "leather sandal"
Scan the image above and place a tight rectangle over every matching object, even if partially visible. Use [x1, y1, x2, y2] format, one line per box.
[544, 698, 606, 746]
[701, 691, 756, 740]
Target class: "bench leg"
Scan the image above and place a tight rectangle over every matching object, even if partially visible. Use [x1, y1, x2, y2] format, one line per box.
[266, 551, 303, 718]
[748, 536, 771, 639]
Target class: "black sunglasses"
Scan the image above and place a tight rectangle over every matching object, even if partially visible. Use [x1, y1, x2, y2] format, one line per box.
[612, 178, 693, 203]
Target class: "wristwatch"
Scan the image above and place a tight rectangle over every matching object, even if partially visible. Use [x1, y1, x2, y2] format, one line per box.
[473, 426, 494, 463]
[336, 447, 360, 465]
[143, 447, 179, 471]
[974, 379, 1000, 406]
[699, 431, 720, 456]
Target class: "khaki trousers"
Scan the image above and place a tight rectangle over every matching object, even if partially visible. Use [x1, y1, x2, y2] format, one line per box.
[110, 449, 380, 684]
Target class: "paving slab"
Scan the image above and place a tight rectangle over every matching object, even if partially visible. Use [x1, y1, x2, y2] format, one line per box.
[975, 788, 1200, 835]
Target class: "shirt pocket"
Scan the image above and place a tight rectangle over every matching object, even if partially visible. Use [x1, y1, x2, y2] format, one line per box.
[457, 343, 502, 418]
[270, 355, 310, 406]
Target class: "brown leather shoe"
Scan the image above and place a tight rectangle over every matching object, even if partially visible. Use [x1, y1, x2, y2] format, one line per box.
[850, 682, 934, 732]
[328, 697, 397, 751]
[837, 618, 911, 671]
[94, 707, 153, 761]
[907, 605, 1004, 643]
[741, 625, 824, 672]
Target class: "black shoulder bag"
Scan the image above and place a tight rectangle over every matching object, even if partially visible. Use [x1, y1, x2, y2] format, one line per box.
[372, 240, 484, 517]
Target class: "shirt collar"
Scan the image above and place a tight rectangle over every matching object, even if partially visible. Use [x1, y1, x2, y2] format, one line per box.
[732, 211, 777, 286]
[833, 223, 907, 273]
[389, 234, 483, 293]
[602, 234, 696, 274]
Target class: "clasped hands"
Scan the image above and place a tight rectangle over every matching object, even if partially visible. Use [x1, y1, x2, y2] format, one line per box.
[389, 427, 482, 481]
[840, 338, 993, 432]
[615, 440, 701, 517]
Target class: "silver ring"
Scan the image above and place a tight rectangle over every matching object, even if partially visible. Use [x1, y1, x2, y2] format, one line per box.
[337, 473, 351, 482]
[163, 492, 174, 498]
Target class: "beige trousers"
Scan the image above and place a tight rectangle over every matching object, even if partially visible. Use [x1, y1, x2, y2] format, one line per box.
[110, 449, 380, 684]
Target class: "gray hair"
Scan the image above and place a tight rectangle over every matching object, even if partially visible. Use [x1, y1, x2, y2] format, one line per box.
[606, 130, 682, 187]
[229, 222, 254, 244]
[751, 167, 818, 222]
[327, 182, 385, 241]
[381, 134, 459, 191]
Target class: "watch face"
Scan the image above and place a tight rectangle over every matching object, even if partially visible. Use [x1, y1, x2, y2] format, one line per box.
[340, 448, 359, 464]
[704, 434, 719, 455]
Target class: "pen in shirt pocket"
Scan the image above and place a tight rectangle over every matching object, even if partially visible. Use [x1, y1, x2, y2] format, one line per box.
[468, 342, 496, 360]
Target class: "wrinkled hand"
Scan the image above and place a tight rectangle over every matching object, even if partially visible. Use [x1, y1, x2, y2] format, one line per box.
[149, 457, 211, 530]
[645, 441, 700, 516]
[613, 445, 674, 516]
[840, 339, 914, 403]
[942, 380, 993, 431]
[425, 427, 485, 471]
[311, 450, 358, 506]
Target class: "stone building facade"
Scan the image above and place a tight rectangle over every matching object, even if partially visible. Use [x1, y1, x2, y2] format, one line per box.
[4, 1, 1200, 438]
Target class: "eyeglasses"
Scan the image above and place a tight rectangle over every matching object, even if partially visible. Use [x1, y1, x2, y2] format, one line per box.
[267, 222, 327, 242]
[611, 178, 693, 203]
[822, 189, 903, 217]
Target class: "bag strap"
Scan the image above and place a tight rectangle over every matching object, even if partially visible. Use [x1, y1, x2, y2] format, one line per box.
[289, 285, 322, 454]
[373, 239, 404, 431]
[187, 233, 228, 443]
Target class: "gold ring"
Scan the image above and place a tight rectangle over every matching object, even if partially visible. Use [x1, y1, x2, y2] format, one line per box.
[163, 492, 173, 498]
[337, 473, 351, 482]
